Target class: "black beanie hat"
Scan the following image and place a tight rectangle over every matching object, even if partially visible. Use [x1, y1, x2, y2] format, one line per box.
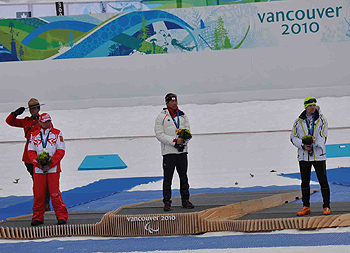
[165, 93, 177, 104]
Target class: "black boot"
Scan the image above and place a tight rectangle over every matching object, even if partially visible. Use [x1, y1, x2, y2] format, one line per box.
[57, 219, 67, 225]
[163, 202, 171, 211]
[182, 200, 194, 209]
[31, 220, 44, 226]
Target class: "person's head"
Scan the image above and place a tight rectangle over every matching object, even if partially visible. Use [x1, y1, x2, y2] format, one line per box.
[39, 113, 52, 129]
[28, 98, 41, 117]
[304, 96, 317, 115]
[165, 93, 178, 110]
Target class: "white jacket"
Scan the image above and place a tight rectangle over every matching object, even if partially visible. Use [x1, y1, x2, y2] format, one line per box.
[155, 108, 190, 156]
[290, 106, 328, 161]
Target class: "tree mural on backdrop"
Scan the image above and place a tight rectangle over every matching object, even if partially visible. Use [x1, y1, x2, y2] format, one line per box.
[223, 36, 232, 49]
[136, 16, 167, 55]
[138, 16, 151, 41]
[8, 21, 18, 60]
[213, 16, 232, 50]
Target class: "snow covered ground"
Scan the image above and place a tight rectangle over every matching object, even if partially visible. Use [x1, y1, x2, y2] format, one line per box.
[0, 96, 350, 252]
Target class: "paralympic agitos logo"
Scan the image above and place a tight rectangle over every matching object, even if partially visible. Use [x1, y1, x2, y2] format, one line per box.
[144, 222, 160, 234]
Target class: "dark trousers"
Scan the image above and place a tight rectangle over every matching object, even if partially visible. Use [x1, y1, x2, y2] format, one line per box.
[25, 162, 34, 178]
[299, 160, 330, 208]
[25, 163, 51, 207]
[162, 153, 190, 203]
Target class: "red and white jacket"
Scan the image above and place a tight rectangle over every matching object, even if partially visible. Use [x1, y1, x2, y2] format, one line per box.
[28, 126, 65, 174]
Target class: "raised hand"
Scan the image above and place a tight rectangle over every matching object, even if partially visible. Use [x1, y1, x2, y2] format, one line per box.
[13, 107, 25, 116]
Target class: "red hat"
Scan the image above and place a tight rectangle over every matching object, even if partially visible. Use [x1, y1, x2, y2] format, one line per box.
[39, 113, 52, 122]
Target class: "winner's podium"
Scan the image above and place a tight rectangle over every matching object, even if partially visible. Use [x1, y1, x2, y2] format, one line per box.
[2, 188, 350, 239]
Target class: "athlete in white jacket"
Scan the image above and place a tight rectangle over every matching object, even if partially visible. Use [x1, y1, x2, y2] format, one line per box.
[290, 97, 330, 216]
[155, 93, 194, 211]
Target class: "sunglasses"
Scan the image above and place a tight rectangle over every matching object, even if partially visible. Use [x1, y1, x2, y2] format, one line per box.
[304, 98, 317, 105]
[166, 94, 177, 103]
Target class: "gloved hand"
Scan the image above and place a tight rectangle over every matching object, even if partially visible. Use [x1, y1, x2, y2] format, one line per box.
[13, 107, 25, 116]
[174, 143, 185, 152]
[41, 165, 50, 174]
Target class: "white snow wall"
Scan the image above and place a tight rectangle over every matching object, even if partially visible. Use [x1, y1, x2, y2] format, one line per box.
[1, 0, 350, 112]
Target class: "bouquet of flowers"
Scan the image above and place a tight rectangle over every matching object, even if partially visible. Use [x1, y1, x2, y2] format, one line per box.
[36, 149, 51, 173]
[175, 129, 192, 152]
[176, 129, 192, 141]
[302, 135, 313, 145]
[302, 135, 313, 155]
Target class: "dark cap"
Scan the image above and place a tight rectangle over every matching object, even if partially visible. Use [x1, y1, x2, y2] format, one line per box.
[165, 93, 177, 104]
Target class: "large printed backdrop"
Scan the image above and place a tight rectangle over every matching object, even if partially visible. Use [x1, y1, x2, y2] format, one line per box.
[0, 0, 349, 62]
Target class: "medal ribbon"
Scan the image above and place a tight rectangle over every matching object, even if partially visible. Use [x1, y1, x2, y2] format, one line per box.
[306, 113, 315, 136]
[40, 129, 51, 148]
[171, 111, 180, 129]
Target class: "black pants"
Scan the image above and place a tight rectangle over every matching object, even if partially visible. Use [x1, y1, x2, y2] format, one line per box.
[25, 162, 51, 206]
[25, 162, 34, 178]
[162, 153, 190, 203]
[299, 160, 330, 208]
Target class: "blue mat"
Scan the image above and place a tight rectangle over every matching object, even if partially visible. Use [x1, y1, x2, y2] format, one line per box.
[279, 167, 350, 187]
[326, 143, 350, 158]
[78, 154, 127, 170]
[0, 176, 162, 222]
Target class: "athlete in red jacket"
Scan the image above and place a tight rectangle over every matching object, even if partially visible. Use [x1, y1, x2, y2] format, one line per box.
[28, 113, 69, 226]
[6, 98, 51, 210]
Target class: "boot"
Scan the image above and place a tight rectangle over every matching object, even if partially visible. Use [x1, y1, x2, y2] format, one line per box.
[182, 200, 194, 209]
[31, 220, 44, 226]
[57, 219, 67, 225]
[323, 207, 331, 215]
[163, 202, 171, 211]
